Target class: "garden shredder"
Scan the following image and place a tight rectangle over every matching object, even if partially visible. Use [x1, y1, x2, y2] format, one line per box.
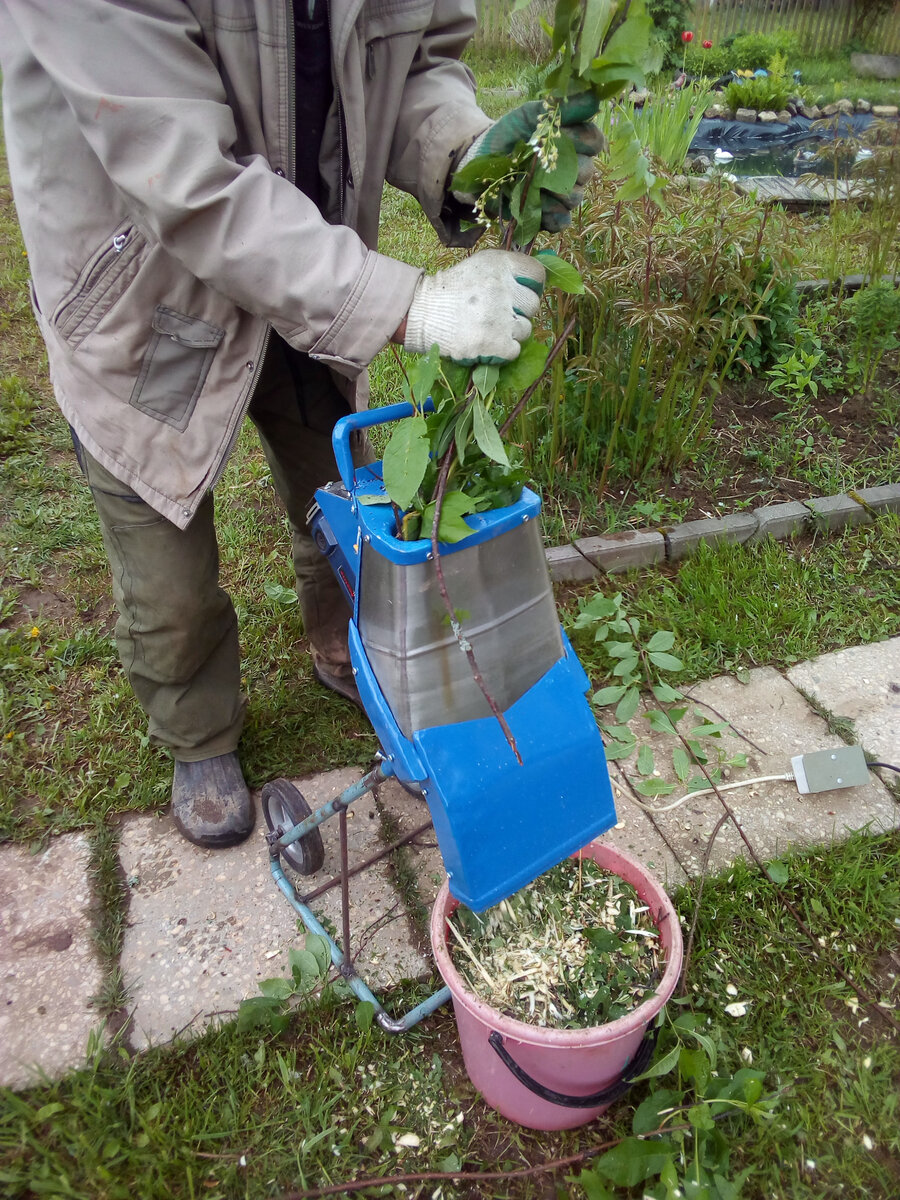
[261, 401, 618, 1031]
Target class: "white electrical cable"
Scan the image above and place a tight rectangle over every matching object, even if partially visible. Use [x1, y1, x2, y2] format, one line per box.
[618, 773, 795, 815]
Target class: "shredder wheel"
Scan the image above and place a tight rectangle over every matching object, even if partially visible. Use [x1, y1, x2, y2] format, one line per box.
[261, 779, 326, 876]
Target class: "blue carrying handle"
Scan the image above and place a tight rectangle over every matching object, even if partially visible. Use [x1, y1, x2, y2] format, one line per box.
[333, 399, 433, 490]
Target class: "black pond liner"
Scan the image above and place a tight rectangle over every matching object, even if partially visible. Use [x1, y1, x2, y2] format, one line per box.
[689, 112, 877, 177]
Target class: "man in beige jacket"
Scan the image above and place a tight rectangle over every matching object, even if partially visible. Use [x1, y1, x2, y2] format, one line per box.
[0, 0, 597, 848]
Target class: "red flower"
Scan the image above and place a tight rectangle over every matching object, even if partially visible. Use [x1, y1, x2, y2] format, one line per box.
[703, 40, 713, 49]
[682, 31, 694, 43]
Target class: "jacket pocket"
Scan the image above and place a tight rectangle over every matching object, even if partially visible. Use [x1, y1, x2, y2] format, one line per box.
[129, 306, 224, 432]
[365, 0, 434, 43]
[52, 223, 145, 348]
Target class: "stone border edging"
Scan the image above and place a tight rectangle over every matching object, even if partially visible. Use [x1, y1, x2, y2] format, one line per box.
[545, 484, 900, 582]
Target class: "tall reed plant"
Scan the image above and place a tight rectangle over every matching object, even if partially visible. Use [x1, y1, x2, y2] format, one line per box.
[513, 174, 799, 490]
[596, 79, 716, 172]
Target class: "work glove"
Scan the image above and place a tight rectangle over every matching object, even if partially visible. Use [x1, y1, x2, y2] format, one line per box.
[403, 249, 545, 366]
[454, 94, 606, 233]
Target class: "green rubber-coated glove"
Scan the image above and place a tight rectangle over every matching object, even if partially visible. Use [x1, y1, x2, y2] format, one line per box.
[403, 249, 545, 366]
[454, 94, 606, 232]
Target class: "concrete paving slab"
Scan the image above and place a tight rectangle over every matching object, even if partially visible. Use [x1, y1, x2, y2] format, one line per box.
[599, 668, 898, 882]
[119, 768, 429, 1049]
[373, 777, 444, 918]
[787, 637, 900, 765]
[0, 834, 104, 1090]
[545, 543, 597, 583]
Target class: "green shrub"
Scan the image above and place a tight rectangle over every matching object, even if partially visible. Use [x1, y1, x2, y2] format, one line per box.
[646, 0, 692, 66]
[724, 29, 801, 71]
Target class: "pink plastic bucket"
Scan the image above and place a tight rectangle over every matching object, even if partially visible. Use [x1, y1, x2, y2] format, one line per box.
[430, 841, 683, 1131]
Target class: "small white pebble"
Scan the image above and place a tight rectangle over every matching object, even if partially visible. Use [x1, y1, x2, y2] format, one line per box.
[863, 1056, 872, 1069]
[726, 983, 738, 997]
[724, 1002, 748, 1017]
[862, 1134, 875, 1151]
[396, 1133, 420, 1148]
[741, 1047, 753, 1064]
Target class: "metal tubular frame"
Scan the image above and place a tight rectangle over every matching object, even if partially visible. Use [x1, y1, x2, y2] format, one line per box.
[265, 759, 451, 1033]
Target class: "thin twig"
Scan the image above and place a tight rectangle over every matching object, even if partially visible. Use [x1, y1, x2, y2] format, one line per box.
[499, 313, 579, 436]
[680, 810, 732, 991]
[279, 1095, 790, 1199]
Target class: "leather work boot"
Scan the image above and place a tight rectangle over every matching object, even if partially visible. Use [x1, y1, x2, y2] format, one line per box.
[171, 752, 255, 848]
[312, 655, 362, 708]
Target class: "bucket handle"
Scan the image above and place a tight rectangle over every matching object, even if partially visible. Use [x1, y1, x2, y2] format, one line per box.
[487, 1024, 659, 1109]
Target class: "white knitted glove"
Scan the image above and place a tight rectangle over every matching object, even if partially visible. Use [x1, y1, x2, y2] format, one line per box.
[403, 250, 545, 365]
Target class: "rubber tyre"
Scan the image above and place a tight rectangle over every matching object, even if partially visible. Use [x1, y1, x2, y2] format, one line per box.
[261, 779, 326, 875]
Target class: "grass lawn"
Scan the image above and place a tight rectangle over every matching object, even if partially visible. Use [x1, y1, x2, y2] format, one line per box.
[1, 43, 899, 1200]
[1, 831, 897, 1198]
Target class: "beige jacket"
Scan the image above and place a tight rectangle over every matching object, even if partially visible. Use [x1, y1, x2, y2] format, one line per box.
[0, 0, 490, 527]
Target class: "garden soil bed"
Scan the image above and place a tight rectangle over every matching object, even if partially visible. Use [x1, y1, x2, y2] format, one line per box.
[554, 368, 898, 536]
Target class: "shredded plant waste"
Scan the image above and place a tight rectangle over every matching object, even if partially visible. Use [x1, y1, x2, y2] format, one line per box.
[447, 856, 664, 1030]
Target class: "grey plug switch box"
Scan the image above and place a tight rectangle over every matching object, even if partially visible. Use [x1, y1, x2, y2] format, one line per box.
[791, 745, 870, 794]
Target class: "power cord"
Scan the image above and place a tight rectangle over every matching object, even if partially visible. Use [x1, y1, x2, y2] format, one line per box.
[620, 773, 795, 815]
[621, 757, 900, 816]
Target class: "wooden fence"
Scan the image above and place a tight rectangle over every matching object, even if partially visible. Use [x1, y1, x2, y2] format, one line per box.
[473, 0, 900, 56]
[689, 0, 900, 55]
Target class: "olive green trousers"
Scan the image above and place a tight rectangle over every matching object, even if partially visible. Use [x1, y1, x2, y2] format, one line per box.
[75, 341, 357, 761]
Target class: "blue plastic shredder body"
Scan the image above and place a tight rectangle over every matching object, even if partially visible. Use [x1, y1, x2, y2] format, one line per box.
[310, 426, 618, 912]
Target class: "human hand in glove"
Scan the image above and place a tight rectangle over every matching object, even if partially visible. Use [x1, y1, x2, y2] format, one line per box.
[401, 250, 545, 366]
[454, 94, 606, 233]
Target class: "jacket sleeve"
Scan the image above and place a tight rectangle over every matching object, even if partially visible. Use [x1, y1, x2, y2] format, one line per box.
[384, 0, 493, 247]
[1, 0, 421, 373]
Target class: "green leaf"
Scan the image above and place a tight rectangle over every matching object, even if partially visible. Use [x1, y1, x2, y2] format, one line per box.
[636, 743, 654, 776]
[355, 1001, 375, 1031]
[632, 1087, 683, 1135]
[603, 739, 635, 761]
[651, 681, 683, 703]
[571, 1170, 617, 1200]
[672, 745, 692, 783]
[535, 249, 585, 294]
[633, 777, 677, 797]
[258, 977, 293, 1000]
[382, 417, 430, 511]
[408, 343, 441, 408]
[236, 996, 284, 1032]
[35, 1103, 65, 1121]
[496, 336, 549, 394]
[420, 490, 476, 544]
[615, 686, 641, 724]
[576, 0, 616, 75]
[450, 152, 514, 194]
[648, 651, 684, 672]
[645, 709, 678, 735]
[472, 397, 510, 467]
[472, 363, 500, 398]
[679, 1047, 711, 1092]
[612, 655, 640, 678]
[646, 630, 676, 652]
[288, 948, 321, 987]
[594, 1137, 678, 1187]
[534, 134, 579, 194]
[606, 640, 636, 658]
[305, 934, 331, 974]
[766, 861, 789, 886]
[264, 582, 299, 607]
[592, 684, 627, 707]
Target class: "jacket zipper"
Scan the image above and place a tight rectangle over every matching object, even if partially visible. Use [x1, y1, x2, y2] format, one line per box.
[325, 0, 346, 221]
